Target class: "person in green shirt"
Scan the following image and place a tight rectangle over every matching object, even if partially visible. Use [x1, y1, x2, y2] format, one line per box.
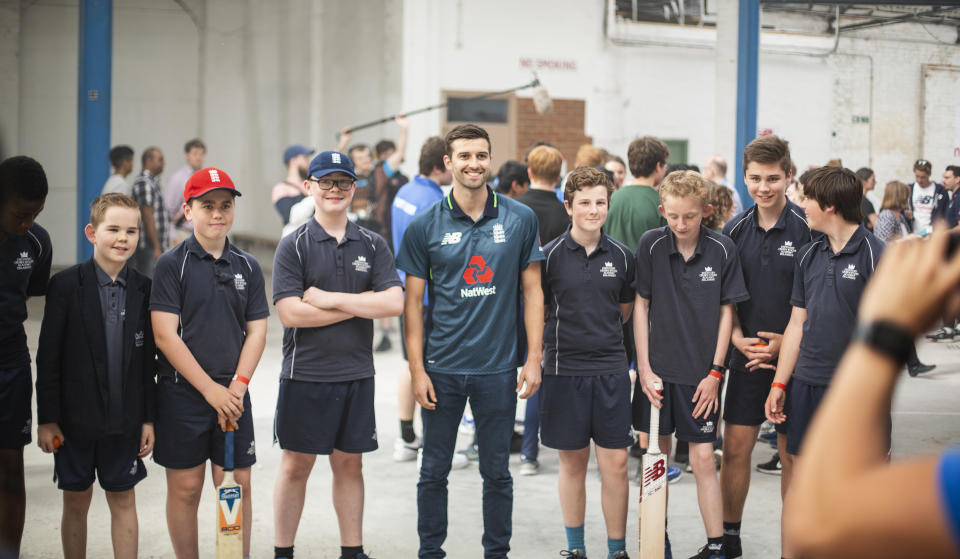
[605, 136, 669, 253]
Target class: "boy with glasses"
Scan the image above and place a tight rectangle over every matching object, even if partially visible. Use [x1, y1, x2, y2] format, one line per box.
[272, 151, 403, 559]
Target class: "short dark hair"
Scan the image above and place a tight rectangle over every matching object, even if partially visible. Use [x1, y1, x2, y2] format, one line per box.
[855, 167, 874, 182]
[418, 136, 446, 176]
[0, 156, 48, 204]
[802, 166, 863, 223]
[564, 166, 613, 203]
[348, 144, 371, 158]
[109, 145, 134, 169]
[627, 136, 669, 179]
[444, 124, 491, 157]
[665, 163, 699, 175]
[742, 135, 792, 176]
[374, 140, 396, 159]
[605, 154, 625, 167]
[184, 138, 206, 153]
[495, 161, 529, 194]
[141, 147, 160, 168]
[945, 165, 960, 178]
[914, 159, 932, 174]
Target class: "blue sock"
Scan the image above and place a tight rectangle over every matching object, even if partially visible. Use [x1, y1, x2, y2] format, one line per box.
[607, 537, 626, 557]
[565, 525, 585, 553]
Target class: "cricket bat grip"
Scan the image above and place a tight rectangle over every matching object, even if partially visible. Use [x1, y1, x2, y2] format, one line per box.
[224, 421, 235, 472]
[648, 383, 662, 455]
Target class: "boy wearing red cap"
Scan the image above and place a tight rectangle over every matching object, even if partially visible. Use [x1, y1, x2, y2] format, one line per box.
[150, 168, 269, 558]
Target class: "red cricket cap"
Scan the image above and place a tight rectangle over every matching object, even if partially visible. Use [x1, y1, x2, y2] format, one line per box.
[183, 167, 242, 202]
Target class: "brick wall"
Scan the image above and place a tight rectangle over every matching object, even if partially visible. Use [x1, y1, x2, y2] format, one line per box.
[516, 98, 593, 164]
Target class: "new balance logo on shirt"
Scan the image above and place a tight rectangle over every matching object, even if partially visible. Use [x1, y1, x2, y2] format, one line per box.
[441, 232, 462, 245]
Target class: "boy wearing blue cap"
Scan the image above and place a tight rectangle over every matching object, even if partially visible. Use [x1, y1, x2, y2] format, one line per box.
[272, 151, 403, 559]
[151, 167, 269, 559]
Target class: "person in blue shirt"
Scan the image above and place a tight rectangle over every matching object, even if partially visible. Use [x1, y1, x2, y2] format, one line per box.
[0, 156, 51, 556]
[765, 165, 886, 559]
[389, 136, 452, 462]
[786, 230, 960, 559]
[540, 167, 635, 559]
[396, 124, 544, 559]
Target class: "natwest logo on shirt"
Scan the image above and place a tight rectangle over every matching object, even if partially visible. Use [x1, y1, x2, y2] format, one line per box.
[461, 255, 497, 298]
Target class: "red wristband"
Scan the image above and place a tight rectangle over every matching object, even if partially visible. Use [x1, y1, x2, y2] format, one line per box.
[708, 370, 723, 380]
[771, 381, 786, 390]
[235, 375, 250, 386]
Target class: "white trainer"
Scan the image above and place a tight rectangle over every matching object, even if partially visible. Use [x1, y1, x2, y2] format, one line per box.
[393, 437, 421, 462]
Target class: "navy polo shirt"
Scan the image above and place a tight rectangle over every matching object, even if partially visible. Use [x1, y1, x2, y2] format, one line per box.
[273, 219, 401, 382]
[722, 201, 811, 370]
[946, 192, 960, 229]
[396, 187, 544, 375]
[635, 225, 749, 386]
[791, 225, 885, 386]
[0, 224, 52, 369]
[542, 229, 634, 376]
[150, 235, 270, 382]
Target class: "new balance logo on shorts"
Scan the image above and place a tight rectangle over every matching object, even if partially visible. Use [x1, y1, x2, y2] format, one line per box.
[247, 441, 256, 455]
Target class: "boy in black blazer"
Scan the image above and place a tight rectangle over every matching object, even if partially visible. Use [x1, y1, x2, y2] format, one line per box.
[36, 193, 156, 559]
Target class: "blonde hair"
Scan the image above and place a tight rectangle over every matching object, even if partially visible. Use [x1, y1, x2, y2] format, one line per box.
[574, 144, 605, 168]
[659, 170, 708, 206]
[527, 145, 563, 184]
[90, 193, 139, 227]
[880, 180, 910, 212]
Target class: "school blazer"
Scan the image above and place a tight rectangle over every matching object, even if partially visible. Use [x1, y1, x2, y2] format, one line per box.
[36, 259, 157, 441]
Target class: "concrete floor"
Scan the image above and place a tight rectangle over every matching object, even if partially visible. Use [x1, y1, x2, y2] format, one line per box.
[15, 275, 960, 558]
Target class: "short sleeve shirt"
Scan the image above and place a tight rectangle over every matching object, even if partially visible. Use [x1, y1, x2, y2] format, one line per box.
[130, 171, 170, 252]
[722, 201, 811, 371]
[515, 189, 570, 245]
[150, 235, 269, 382]
[635, 225, 749, 386]
[606, 184, 666, 253]
[791, 226, 885, 386]
[947, 193, 960, 229]
[542, 230, 634, 376]
[391, 175, 445, 287]
[273, 219, 401, 382]
[395, 187, 544, 375]
[0, 224, 52, 369]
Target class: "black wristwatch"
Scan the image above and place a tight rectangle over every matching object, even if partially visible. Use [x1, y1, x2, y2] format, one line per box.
[851, 320, 914, 365]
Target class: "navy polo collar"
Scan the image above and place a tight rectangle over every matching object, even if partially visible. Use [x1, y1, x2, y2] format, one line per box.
[93, 260, 127, 287]
[561, 227, 611, 255]
[444, 186, 499, 221]
[818, 224, 868, 256]
[185, 234, 234, 260]
[667, 225, 708, 259]
[306, 218, 362, 243]
[751, 199, 797, 232]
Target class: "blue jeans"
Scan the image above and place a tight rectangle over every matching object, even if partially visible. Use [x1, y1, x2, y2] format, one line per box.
[521, 391, 539, 460]
[418, 370, 517, 559]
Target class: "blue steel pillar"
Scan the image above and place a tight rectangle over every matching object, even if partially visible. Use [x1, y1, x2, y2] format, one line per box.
[77, 0, 112, 262]
[734, 0, 759, 209]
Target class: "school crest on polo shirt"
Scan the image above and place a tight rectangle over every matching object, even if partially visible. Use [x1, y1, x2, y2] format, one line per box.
[233, 273, 246, 290]
[14, 251, 33, 271]
[492, 223, 506, 243]
[778, 241, 796, 257]
[135, 330, 145, 347]
[841, 264, 859, 280]
[699, 266, 717, 282]
[601, 261, 618, 278]
[353, 255, 371, 273]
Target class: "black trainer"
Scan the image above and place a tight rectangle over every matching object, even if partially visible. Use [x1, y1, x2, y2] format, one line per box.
[688, 543, 725, 559]
[907, 361, 936, 377]
[756, 453, 782, 475]
[374, 335, 392, 352]
[559, 551, 587, 558]
[723, 538, 742, 559]
[926, 328, 956, 342]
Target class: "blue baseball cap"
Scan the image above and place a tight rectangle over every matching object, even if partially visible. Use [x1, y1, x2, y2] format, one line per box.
[308, 151, 357, 180]
[283, 144, 315, 165]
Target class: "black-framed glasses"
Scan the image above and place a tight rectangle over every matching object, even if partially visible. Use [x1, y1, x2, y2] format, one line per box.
[310, 178, 356, 191]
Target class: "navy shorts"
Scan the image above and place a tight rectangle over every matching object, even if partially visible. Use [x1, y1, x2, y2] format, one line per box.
[274, 377, 378, 455]
[54, 431, 146, 492]
[633, 380, 720, 443]
[785, 378, 826, 455]
[539, 373, 634, 450]
[153, 376, 257, 469]
[723, 367, 778, 428]
[0, 366, 32, 448]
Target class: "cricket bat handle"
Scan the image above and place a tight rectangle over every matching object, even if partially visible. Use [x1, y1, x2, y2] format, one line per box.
[224, 421, 235, 472]
[648, 382, 662, 455]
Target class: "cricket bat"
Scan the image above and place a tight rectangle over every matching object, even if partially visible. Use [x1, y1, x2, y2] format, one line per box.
[216, 421, 243, 558]
[638, 383, 666, 558]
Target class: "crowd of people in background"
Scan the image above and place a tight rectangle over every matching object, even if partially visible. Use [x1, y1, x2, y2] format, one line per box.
[2, 119, 960, 559]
